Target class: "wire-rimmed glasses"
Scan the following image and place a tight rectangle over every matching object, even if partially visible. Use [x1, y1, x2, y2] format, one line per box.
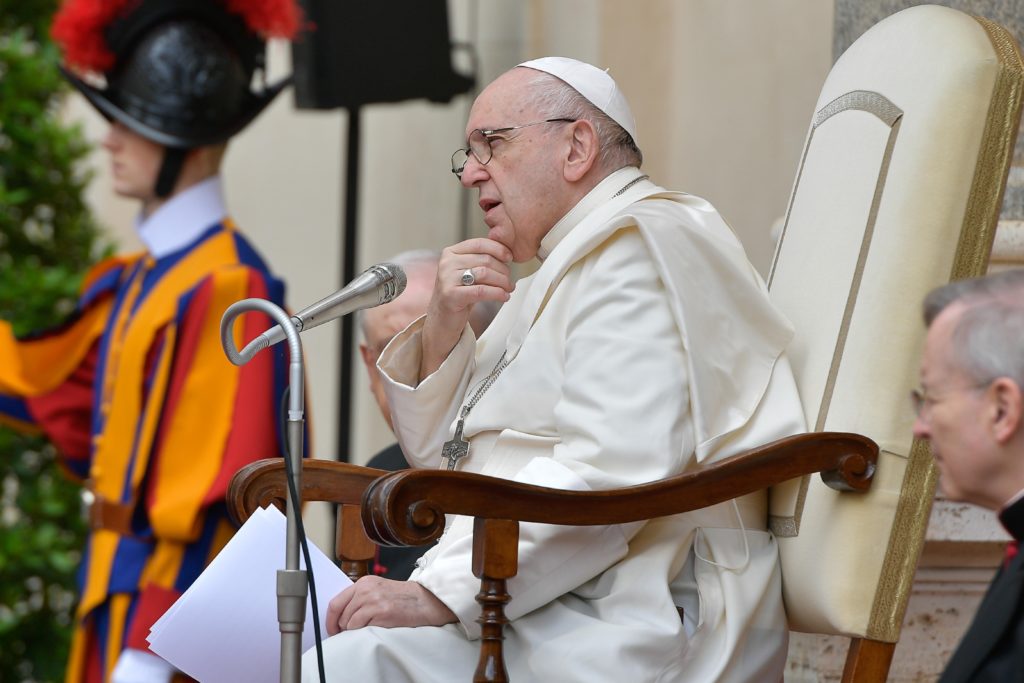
[450, 118, 576, 178]
[908, 381, 992, 418]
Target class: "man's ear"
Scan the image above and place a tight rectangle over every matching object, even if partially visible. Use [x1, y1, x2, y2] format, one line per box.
[990, 377, 1023, 444]
[359, 343, 378, 382]
[563, 119, 599, 182]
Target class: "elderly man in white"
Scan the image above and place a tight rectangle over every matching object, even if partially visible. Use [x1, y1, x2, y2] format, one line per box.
[306, 57, 806, 683]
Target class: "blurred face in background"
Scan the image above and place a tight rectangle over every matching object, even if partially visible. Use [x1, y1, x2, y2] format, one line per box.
[360, 263, 438, 431]
[102, 122, 163, 207]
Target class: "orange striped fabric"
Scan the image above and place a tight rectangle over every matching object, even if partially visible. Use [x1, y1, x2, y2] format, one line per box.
[1, 223, 292, 683]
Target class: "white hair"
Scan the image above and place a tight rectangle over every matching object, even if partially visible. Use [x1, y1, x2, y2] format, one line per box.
[520, 69, 643, 172]
[384, 249, 442, 271]
[923, 269, 1024, 388]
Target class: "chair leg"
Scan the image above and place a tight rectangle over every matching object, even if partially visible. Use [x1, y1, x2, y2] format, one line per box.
[471, 518, 519, 683]
[336, 503, 375, 581]
[841, 637, 896, 683]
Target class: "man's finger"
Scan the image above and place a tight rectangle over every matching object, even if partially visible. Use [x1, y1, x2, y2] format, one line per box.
[342, 602, 374, 631]
[456, 267, 514, 294]
[447, 237, 512, 263]
[326, 588, 354, 636]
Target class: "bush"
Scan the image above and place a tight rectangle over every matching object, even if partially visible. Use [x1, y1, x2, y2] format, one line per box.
[1, 4, 108, 681]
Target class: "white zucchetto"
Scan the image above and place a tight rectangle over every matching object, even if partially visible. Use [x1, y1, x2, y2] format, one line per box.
[517, 56, 639, 146]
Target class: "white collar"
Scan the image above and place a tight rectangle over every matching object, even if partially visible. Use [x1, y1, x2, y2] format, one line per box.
[537, 167, 646, 261]
[136, 176, 228, 259]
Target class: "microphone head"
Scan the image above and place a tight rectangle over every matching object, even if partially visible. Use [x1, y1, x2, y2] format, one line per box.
[373, 262, 407, 304]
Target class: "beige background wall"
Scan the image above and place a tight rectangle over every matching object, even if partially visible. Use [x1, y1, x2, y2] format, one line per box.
[64, 0, 834, 550]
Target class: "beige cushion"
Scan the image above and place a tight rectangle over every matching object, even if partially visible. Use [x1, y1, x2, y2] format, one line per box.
[767, 4, 1022, 640]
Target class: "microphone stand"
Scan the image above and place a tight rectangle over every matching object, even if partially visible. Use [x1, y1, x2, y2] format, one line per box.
[221, 299, 306, 683]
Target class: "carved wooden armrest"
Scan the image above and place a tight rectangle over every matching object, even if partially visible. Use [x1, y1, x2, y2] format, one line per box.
[228, 459, 388, 580]
[360, 432, 876, 543]
[358, 431, 877, 683]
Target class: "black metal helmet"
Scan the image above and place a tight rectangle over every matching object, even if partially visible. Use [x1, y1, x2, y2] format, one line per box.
[53, 0, 300, 195]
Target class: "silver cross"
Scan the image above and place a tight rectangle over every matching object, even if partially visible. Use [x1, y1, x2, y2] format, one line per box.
[441, 407, 470, 470]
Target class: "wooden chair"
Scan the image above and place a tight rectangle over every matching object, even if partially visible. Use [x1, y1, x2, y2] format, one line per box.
[228, 5, 1023, 682]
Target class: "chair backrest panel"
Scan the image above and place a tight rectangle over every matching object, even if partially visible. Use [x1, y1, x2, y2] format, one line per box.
[767, 4, 1023, 640]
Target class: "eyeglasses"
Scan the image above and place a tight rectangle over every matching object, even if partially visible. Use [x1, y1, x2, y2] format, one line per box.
[908, 381, 991, 418]
[450, 118, 576, 178]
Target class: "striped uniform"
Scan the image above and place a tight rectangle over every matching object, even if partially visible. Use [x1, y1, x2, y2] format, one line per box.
[0, 221, 291, 682]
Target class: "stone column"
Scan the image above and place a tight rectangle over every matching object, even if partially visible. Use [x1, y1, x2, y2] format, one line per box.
[786, 2, 1024, 681]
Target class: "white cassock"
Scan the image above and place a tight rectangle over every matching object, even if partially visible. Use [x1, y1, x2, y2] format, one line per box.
[305, 167, 806, 682]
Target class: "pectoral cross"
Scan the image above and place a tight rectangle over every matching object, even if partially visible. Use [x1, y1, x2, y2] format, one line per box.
[441, 406, 470, 470]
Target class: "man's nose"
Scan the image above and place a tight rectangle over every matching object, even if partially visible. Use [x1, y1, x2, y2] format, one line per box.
[459, 155, 488, 188]
[912, 414, 930, 441]
[102, 123, 123, 150]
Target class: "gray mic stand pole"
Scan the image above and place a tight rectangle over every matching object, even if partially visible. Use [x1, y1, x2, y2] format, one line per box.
[221, 299, 305, 683]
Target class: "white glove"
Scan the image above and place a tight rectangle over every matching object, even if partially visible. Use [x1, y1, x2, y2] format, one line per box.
[110, 648, 176, 683]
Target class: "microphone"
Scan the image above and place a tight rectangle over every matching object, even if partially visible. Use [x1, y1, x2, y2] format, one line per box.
[248, 263, 407, 353]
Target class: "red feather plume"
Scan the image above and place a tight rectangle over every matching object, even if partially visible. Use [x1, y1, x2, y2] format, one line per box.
[51, 0, 138, 72]
[224, 0, 303, 40]
[51, 0, 302, 73]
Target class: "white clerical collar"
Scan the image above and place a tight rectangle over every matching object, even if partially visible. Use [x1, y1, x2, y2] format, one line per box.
[537, 166, 647, 261]
[136, 176, 227, 259]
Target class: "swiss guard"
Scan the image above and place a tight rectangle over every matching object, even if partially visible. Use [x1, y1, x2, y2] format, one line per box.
[0, 0, 302, 680]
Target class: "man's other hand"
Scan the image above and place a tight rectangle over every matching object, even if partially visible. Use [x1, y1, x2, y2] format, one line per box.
[325, 576, 457, 635]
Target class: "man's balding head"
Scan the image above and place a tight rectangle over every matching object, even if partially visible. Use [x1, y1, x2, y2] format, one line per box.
[914, 269, 1024, 510]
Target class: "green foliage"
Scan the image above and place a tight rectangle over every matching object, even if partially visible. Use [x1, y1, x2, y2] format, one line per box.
[0, 434, 86, 683]
[0, 0, 58, 42]
[1, 2, 109, 680]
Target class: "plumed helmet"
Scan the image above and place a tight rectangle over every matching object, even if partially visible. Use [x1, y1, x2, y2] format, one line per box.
[52, 0, 302, 149]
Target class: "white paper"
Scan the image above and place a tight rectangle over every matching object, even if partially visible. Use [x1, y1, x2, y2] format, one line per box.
[148, 505, 352, 682]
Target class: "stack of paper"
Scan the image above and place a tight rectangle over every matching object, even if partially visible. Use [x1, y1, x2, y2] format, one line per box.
[148, 505, 352, 682]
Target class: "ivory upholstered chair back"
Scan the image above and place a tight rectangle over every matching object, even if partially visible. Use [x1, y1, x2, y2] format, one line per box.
[768, 3, 1023, 652]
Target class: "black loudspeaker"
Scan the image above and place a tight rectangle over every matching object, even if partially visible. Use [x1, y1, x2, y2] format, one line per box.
[291, 0, 474, 110]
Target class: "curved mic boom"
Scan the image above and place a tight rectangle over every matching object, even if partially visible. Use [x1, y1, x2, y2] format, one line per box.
[249, 263, 407, 354]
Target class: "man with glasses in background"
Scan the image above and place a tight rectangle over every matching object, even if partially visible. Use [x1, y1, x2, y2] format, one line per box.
[306, 57, 807, 683]
[912, 270, 1024, 683]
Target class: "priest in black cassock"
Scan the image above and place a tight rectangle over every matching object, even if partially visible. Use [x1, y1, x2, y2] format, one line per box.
[913, 270, 1024, 683]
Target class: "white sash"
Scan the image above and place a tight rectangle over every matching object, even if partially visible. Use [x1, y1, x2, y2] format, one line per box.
[497, 173, 792, 461]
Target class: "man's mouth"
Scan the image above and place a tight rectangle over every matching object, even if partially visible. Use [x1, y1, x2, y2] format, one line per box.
[479, 198, 500, 214]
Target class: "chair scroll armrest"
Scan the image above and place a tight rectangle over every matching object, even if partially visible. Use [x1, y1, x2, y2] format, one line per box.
[228, 459, 392, 580]
[227, 459, 387, 525]
[360, 431, 877, 546]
